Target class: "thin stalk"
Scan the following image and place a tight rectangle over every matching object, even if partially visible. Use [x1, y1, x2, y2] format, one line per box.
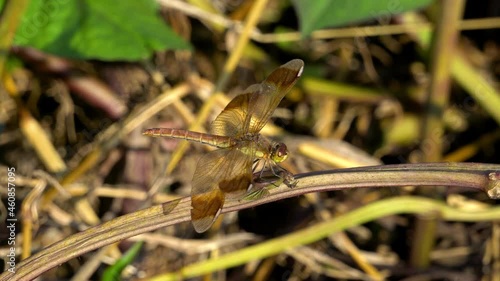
[415, 0, 465, 269]
[421, 0, 465, 161]
[0, 0, 30, 79]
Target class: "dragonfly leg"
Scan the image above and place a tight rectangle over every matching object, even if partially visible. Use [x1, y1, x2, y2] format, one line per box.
[269, 162, 297, 188]
[242, 162, 296, 201]
[251, 159, 260, 173]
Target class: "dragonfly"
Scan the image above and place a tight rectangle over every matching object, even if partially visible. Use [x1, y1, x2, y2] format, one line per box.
[143, 59, 304, 233]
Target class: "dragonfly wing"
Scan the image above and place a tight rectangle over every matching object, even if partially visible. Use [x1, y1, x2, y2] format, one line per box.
[210, 59, 304, 136]
[190, 189, 225, 233]
[191, 146, 253, 232]
[245, 59, 304, 133]
[210, 92, 250, 137]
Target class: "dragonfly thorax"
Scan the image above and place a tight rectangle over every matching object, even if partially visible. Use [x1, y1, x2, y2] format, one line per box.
[234, 134, 288, 163]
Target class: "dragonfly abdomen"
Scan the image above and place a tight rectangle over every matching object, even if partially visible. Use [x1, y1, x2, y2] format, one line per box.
[143, 128, 235, 148]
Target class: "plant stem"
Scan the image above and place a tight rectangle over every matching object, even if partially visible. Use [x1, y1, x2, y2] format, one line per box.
[3, 162, 500, 281]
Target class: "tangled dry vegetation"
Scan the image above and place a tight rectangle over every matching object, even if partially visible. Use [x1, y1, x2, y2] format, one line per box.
[1, 0, 500, 280]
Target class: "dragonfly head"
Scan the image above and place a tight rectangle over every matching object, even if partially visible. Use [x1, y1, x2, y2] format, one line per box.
[270, 142, 289, 163]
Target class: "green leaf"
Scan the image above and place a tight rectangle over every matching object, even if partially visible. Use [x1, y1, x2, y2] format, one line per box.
[101, 241, 144, 281]
[291, 0, 433, 37]
[7, 0, 191, 60]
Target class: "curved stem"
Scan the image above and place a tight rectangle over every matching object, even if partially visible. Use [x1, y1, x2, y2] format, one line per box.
[2, 162, 499, 281]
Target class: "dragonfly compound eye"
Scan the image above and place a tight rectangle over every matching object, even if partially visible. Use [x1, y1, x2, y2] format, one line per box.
[272, 143, 289, 163]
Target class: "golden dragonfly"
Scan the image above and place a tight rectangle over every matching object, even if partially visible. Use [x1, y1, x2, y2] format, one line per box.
[143, 59, 304, 232]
